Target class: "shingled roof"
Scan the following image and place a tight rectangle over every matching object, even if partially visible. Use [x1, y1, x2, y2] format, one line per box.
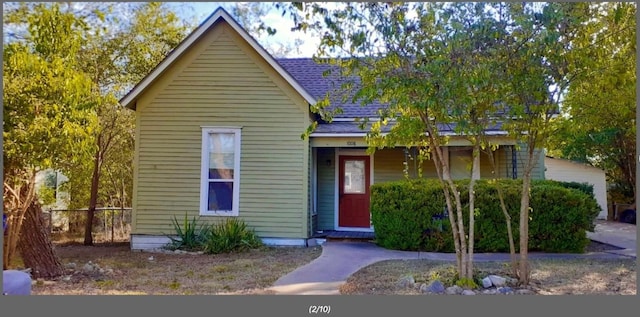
[276, 58, 387, 119]
[276, 58, 512, 135]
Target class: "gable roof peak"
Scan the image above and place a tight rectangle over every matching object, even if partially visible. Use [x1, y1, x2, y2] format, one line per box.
[119, 6, 315, 110]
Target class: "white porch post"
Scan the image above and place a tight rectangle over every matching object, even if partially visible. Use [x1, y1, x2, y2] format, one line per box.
[442, 147, 450, 180]
[472, 150, 481, 180]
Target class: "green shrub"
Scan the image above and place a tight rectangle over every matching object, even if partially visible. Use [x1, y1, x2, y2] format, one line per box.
[528, 183, 599, 252]
[371, 179, 452, 251]
[166, 213, 208, 251]
[468, 180, 521, 252]
[203, 218, 263, 254]
[371, 178, 599, 253]
[539, 180, 595, 197]
[455, 277, 478, 290]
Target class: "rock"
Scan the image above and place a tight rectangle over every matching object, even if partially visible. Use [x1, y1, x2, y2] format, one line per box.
[196, 251, 204, 255]
[65, 262, 77, 270]
[98, 268, 105, 274]
[482, 277, 493, 288]
[482, 289, 498, 295]
[489, 275, 507, 287]
[461, 290, 476, 295]
[397, 275, 415, 288]
[498, 287, 514, 294]
[419, 283, 429, 293]
[82, 263, 95, 273]
[62, 276, 71, 282]
[516, 289, 535, 295]
[106, 269, 114, 275]
[426, 280, 445, 294]
[445, 285, 463, 295]
[507, 277, 519, 286]
[148, 256, 155, 261]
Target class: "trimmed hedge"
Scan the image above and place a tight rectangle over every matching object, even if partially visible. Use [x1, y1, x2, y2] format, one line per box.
[536, 179, 595, 197]
[371, 179, 599, 253]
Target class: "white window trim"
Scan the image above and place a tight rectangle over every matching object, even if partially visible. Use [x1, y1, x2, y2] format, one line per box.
[200, 127, 241, 216]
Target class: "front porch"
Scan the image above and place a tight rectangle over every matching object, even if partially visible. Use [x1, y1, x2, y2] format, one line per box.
[309, 137, 543, 235]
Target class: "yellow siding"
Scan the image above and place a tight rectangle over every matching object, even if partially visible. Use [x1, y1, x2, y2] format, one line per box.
[373, 148, 438, 183]
[374, 147, 516, 182]
[133, 21, 309, 238]
[480, 149, 505, 179]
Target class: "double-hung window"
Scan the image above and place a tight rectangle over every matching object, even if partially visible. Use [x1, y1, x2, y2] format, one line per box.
[200, 127, 241, 216]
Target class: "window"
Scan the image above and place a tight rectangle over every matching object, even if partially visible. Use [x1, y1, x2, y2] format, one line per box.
[200, 127, 241, 216]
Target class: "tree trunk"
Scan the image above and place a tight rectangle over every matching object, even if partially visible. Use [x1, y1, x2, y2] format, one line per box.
[485, 147, 518, 277]
[518, 141, 537, 285]
[518, 173, 531, 285]
[3, 172, 37, 269]
[422, 114, 467, 278]
[467, 144, 480, 280]
[446, 178, 466, 279]
[498, 184, 518, 277]
[18, 200, 65, 279]
[429, 139, 463, 276]
[84, 147, 102, 246]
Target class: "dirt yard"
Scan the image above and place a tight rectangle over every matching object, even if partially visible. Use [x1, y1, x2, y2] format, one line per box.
[339, 257, 637, 295]
[27, 239, 636, 295]
[31, 242, 322, 295]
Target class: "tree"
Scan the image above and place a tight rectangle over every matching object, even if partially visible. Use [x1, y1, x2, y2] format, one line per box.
[73, 2, 188, 246]
[2, 2, 189, 275]
[227, 2, 305, 57]
[3, 2, 97, 276]
[500, 2, 593, 284]
[444, 3, 522, 279]
[289, 2, 517, 281]
[284, 2, 603, 285]
[548, 2, 636, 203]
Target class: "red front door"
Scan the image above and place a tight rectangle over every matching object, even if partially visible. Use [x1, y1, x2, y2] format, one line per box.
[338, 156, 371, 228]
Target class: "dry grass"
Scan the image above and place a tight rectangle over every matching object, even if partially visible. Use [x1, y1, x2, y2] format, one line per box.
[339, 258, 637, 295]
[31, 242, 322, 295]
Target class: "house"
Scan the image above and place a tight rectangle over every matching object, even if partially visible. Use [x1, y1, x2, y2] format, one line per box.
[544, 156, 608, 220]
[119, 8, 545, 249]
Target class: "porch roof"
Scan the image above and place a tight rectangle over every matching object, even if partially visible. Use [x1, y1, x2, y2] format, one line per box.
[310, 121, 507, 136]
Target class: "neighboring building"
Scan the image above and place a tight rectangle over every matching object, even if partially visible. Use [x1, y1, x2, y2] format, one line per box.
[544, 156, 608, 220]
[120, 8, 546, 249]
[35, 169, 70, 230]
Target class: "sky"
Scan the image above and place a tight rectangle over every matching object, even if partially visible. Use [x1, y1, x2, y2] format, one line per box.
[165, 2, 321, 57]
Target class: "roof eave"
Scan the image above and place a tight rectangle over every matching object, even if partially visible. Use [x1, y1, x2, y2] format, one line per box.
[309, 131, 510, 137]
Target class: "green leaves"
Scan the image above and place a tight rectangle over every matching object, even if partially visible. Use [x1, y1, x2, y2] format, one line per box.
[165, 215, 262, 254]
[3, 28, 96, 173]
[546, 2, 636, 199]
[167, 214, 209, 251]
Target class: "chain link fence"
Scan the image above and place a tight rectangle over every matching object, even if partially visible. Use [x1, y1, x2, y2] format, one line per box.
[43, 208, 132, 243]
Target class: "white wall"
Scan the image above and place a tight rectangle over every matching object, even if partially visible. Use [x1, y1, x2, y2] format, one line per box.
[544, 157, 608, 219]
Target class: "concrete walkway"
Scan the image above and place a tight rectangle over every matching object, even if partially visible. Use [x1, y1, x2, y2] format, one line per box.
[587, 220, 637, 257]
[268, 220, 636, 295]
